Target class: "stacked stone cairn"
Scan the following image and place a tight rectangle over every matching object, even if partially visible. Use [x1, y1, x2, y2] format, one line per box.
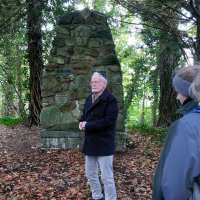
[40, 8, 127, 151]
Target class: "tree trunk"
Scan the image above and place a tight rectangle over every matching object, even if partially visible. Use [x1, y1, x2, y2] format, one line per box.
[194, 20, 200, 64]
[151, 68, 159, 126]
[1, 82, 15, 116]
[140, 83, 146, 125]
[157, 34, 180, 127]
[26, 0, 44, 125]
[124, 67, 140, 119]
[16, 44, 26, 118]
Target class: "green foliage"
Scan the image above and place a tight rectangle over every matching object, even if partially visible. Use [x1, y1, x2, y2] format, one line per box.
[128, 124, 167, 145]
[127, 103, 153, 125]
[0, 0, 192, 126]
[0, 117, 27, 127]
[0, 0, 77, 118]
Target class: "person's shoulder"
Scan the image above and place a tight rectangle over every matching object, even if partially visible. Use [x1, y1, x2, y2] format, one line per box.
[176, 113, 200, 132]
[182, 112, 200, 124]
[100, 89, 117, 102]
[85, 93, 92, 101]
[176, 113, 200, 139]
[106, 91, 117, 100]
[182, 110, 200, 118]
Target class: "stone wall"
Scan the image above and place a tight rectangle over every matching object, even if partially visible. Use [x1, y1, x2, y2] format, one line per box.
[40, 8, 127, 151]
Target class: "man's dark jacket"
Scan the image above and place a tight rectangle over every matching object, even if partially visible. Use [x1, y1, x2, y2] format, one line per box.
[79, 89, 118, 156]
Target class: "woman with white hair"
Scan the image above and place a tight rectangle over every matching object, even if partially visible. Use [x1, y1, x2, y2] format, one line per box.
[153, 66, 200, 200]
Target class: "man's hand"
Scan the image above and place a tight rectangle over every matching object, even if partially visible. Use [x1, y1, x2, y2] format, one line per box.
[79, 121, 87, 131]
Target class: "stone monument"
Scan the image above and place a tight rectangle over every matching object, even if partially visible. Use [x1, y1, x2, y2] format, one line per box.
[40, 8, 127, 151]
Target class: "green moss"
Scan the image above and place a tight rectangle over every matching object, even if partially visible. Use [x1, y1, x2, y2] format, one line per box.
[0, 117, 27, 126]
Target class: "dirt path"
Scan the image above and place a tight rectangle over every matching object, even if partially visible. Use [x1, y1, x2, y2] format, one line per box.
[0, 124, 41, 156]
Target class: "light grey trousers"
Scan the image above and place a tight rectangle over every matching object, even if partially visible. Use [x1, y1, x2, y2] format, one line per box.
[85, 155, 117, 200]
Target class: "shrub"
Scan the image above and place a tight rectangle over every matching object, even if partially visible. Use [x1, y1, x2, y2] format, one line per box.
[127, 124, 167, 145]
[0, 117, 27, 126]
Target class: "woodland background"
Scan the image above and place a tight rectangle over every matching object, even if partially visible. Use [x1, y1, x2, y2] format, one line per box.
[0, 0, 200, 199]
[1, 0, 200, 128]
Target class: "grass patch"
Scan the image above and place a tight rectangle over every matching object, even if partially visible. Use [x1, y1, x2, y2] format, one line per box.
[127, 124, 167, 145]
[0, 117, 27, 126]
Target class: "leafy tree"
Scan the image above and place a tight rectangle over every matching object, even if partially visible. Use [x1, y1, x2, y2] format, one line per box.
[0, 1, 28, 117]
[0, 25, 28, 117]
[0, 0, 75, 123]
[112, 0, 189, 126]
[1, 0, 195, 128]
[113, 0, 200, 62]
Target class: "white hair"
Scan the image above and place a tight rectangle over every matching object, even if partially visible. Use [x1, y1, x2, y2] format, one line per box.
[189, 71, 200, 101]
[92, 72, 108, 86]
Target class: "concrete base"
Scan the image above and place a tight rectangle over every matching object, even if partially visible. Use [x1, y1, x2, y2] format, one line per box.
[40, 130, 128, 152]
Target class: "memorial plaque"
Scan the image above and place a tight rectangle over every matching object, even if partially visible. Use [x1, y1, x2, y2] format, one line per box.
[55, 94, 71, 106]
[57, 69, 72, 76]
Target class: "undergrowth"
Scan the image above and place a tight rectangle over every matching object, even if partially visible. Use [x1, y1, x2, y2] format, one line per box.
[127, 124, 167, 146]
[0, 117, 27, 126]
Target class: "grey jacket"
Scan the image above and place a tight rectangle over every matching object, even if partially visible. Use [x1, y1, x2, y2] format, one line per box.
[153, 99, 200, 200]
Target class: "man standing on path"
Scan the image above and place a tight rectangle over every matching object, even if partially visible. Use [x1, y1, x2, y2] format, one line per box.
[79, 72, 118, 200]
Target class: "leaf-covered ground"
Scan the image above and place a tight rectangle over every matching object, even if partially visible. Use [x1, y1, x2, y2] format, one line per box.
[0, 124, 161, 200]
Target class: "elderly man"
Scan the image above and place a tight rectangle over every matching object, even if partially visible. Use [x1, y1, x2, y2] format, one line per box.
[79, 72, 118, 200]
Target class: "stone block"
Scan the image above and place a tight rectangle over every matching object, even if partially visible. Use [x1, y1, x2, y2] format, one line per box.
[40, 130, 127, 152]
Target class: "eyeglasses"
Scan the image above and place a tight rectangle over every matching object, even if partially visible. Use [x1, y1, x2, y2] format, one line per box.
[90, 80, 101, 85]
